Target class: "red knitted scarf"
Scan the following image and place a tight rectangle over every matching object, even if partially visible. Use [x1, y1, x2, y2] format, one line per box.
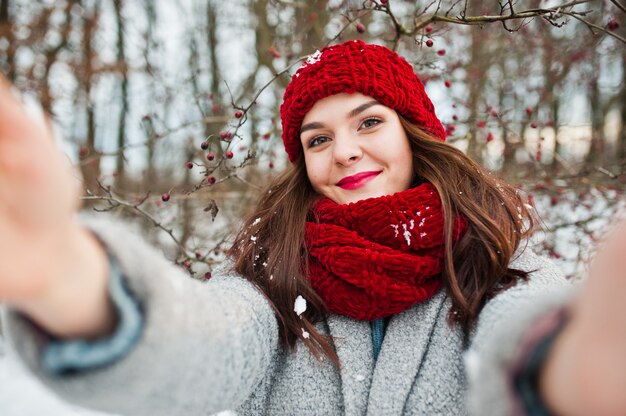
[305, 183, 467, 321]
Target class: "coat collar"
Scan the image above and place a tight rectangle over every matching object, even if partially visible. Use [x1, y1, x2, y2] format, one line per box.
[326, 290, 447, 416]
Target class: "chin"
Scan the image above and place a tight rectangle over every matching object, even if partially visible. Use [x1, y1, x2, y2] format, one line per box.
[337, 191, 383, 205]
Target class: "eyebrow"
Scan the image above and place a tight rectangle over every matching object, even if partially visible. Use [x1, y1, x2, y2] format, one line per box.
[300, 100, 381, 135]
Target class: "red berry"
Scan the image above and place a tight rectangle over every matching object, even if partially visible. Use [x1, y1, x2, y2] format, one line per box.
[208, 176, 216, 185]
[269, 161, 274, 169]
[161, 193, 170, 202]
[550, 195, 559, 206]
[490, 109, 498, 117]
[200, 141, 209, 150]
[530, 121, 538, 128]
[204, 272, 212, 280]
[437, 49, 445, 56]
[425, 39, 433, 47]
[356, 22, 366, 33]
[425, 25, 433, 33]
[380, 0, 387, 4]
[486, 132, 494, 142]
[444, 79, 451, 88]
[211, 104, 220, 113]
[225, 151, 234, 159]
[477, 121, 485, 128]
[182, 261, 192, 268]
[206, 153, 215, 161]
[526, 107, 533, 116]
[219, 131, 233, 141]
[235, 110, 243, 118]
[186, 161, 194, 169]
[452, 115, 458, 121]
[608, 19, 619, 31]
[262, 133, 271, 140]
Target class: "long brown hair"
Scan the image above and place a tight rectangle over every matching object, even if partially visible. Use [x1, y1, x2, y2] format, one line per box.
[229, 115, 536, 366]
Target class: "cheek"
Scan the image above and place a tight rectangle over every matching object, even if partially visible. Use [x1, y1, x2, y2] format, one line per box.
[389, 132, 414, 181]
[304, 156, 327, 189]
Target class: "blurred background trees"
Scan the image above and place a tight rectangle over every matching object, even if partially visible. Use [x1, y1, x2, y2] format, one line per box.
[0, 0, 624, 277]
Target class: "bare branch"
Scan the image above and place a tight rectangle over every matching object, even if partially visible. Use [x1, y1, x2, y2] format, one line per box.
[83, 184, 202, 263]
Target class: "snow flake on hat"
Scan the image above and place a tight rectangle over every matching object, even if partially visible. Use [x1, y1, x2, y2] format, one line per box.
[306, 50, 323, 65]
[295, 50, 323, 77]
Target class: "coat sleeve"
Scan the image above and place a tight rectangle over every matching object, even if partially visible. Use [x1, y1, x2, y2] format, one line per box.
[0, 215, 280, 416]
[464, 248, 578, 416]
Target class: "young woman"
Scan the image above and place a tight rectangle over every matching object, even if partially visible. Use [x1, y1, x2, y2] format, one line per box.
[1, 40, 625, 416]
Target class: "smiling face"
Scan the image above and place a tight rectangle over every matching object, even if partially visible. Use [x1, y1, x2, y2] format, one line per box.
[300, 93, 415, 205]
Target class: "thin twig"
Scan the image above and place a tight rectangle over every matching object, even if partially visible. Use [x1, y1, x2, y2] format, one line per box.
[83, 186, 196, 261]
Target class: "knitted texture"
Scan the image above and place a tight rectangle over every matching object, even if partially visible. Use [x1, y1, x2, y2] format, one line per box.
[305, 183, 467, 321]
[280, 39, 446, 163]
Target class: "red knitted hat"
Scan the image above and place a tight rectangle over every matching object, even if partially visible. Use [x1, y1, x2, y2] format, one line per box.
[280, 39, 446, 163]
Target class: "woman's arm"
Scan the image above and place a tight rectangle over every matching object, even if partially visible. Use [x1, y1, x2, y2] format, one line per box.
[539, 224, 626, 416]
[467, 228, 626, 416]
[3, 217, 280, 415]
[464, 248, 575, 416]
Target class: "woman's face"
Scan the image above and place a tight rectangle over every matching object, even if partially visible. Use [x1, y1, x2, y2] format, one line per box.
[300, 93, 414, 204]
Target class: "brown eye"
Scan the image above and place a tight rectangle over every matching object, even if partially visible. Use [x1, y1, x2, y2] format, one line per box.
[309, 136, 330, 148]
[360, 118, 382, 129]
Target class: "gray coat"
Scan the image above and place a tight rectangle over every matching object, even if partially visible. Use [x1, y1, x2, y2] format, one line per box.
[2, 218, 574, 415]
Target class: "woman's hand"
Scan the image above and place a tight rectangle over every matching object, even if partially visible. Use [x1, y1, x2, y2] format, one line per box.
[540, 223, 626, 416]
[0, 75, 114, 339]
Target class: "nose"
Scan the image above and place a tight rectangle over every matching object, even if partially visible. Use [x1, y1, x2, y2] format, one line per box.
[332, 132, 362, 166]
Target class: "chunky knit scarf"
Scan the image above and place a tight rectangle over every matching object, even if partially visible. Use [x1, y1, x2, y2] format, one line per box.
[305, 183, 467, 321]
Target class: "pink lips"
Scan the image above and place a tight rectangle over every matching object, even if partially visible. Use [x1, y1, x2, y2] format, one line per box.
[336, 171, 381, 190]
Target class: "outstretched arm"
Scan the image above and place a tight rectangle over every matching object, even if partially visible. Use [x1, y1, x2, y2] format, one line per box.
[539, 223, 626, 415]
